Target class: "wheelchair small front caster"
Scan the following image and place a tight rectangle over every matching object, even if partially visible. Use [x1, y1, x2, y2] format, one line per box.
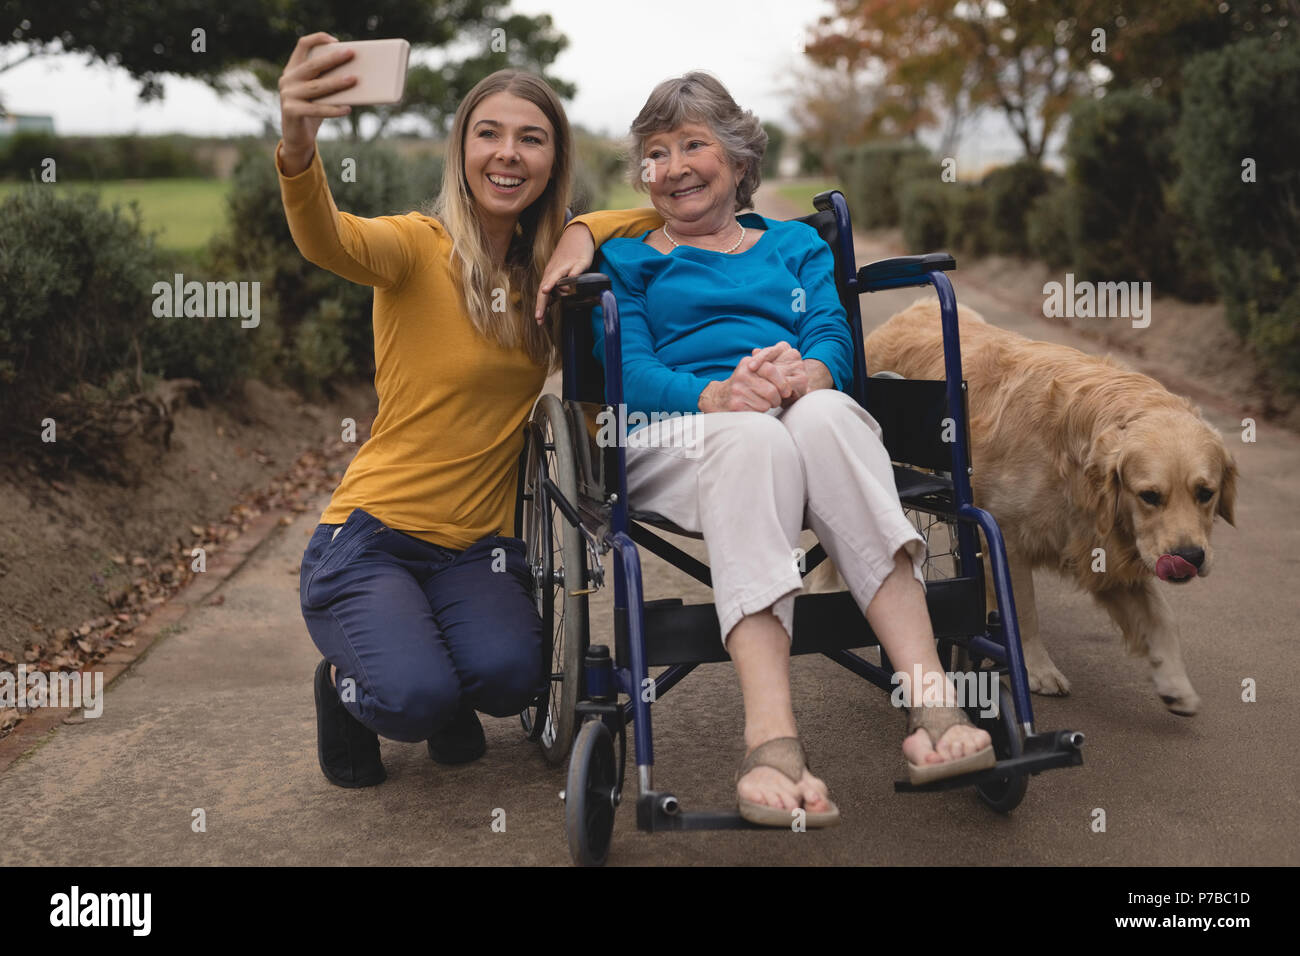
[565, 719, 619, 866]
[969, 684, 1029, 813]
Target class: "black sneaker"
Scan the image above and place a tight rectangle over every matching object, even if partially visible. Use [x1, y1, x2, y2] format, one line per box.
[314, 659, 386, 788]
[426, 704, 486, 765]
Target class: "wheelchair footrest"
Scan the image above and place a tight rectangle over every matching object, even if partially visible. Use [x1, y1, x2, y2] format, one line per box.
[892, 729, 1085, 793]
[636, 791, 779, 831]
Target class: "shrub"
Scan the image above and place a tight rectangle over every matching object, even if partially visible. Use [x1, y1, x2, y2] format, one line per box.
[836, 141, 932, 229]
[1176, 37, 1300, 388]
[760, 121, 786, 179]
[946, 184, 992, 258]
[0, 183, 252, 476]
[206, 138, 434, 395]
[0, 133, 210, 181]
[900, 180, 952, 252]
[1025, 183, 1075, 271]
[572, 132, 624, 214]
[1064, 91, 1180, 287]
[981, 160, 1058, 256]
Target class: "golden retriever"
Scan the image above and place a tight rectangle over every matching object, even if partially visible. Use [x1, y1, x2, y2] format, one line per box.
[822, 297, 1238, 716]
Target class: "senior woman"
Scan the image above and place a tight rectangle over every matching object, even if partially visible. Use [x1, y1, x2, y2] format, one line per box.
[538, 72, 994, 826]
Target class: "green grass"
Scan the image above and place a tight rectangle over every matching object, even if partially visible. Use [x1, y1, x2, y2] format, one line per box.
[0, 178, 231, 255]
[602, 182, 650, 211]
[774, 180, 842, 212]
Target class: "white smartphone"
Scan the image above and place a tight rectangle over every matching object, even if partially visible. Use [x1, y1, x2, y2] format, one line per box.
[306, 38, 410, 106]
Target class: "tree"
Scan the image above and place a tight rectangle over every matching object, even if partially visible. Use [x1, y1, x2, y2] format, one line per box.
[0, 0, 573, 139]
[801, 0, 1299, 163]
[804, 0, 1102, 163]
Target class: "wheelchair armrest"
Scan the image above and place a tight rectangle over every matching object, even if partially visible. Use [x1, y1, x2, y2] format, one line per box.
[857, 253, 956, 291]
[551, 272, 611, 307]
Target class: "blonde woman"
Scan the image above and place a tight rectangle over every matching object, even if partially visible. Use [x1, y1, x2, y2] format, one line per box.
[278, 33, 654, 787]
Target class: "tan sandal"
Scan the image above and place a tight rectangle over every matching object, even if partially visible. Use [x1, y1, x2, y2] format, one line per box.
[735, 737, 841, 828]
[905, 705, 996, 785]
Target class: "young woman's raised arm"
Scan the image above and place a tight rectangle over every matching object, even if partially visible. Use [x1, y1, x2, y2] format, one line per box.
[276, 33, 415, 290]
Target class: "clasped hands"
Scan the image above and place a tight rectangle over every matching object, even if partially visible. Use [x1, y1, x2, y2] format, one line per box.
[699, 344, 829, 414]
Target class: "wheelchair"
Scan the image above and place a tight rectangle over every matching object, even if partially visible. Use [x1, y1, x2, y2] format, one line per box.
[515, 190, 1085, 866]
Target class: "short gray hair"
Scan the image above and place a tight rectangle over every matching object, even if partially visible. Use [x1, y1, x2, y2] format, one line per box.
[626, 71, 767, 211]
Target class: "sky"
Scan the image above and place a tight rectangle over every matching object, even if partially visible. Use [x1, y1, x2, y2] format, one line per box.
[0, 0, 1031, 167]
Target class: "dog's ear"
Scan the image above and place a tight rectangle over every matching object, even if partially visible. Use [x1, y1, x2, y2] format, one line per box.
[1217, 450, 1239, 527]
[1084, 425, 1125, 537]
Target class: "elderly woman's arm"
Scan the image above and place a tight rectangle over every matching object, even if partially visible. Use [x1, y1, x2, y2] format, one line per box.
[593, 255, 717, 414]
[789, 229, 854, 392]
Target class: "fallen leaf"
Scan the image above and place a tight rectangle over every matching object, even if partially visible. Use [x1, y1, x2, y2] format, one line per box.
[110, 554, 127, 565]
[208, 594, 225, 606]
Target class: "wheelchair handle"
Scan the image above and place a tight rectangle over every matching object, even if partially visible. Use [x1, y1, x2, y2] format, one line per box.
[550, 272, 612, 305]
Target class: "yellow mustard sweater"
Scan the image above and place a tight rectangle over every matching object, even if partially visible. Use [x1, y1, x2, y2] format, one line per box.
[275, 139, 662, 549]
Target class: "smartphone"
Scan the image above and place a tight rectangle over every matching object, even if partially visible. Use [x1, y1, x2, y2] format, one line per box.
[306, 38, 410, 106]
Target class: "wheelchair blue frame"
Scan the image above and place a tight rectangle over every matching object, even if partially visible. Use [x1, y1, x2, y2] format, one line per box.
[543, 189, 1083, 849]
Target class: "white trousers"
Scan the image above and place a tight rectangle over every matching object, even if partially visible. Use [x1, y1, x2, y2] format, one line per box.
[626, 388, 927, 647]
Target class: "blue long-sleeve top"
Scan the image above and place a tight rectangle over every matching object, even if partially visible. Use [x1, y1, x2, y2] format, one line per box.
[591, 213, 853, 422]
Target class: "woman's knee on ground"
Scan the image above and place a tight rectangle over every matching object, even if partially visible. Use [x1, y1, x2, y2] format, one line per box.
[462, 646, 543, 718]
[364, 668, 462, 742]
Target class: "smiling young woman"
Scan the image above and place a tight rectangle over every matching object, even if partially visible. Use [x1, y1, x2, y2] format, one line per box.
[274, 34, 657, 789]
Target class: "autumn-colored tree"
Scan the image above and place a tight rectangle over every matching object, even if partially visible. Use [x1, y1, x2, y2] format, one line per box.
[804, 0, 1105, 162]
[801, 0, 1299, 162]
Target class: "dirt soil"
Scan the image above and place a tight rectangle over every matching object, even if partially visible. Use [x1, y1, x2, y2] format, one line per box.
[0, 378, 376, 678]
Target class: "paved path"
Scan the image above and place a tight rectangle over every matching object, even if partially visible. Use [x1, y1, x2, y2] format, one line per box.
[1, 195, 1296, 866]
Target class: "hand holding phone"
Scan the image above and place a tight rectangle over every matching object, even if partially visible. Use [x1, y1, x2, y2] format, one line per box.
[305, 38, 410, 106]
[278, 35, 410, 174]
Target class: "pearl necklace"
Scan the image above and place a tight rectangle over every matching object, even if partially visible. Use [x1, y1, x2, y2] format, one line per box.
[663, 220, 745, 253]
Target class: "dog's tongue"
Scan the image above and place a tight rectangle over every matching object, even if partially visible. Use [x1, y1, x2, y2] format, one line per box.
[1156, 554, 1197, 581]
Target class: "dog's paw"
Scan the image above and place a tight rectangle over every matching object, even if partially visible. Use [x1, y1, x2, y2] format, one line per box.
[1028, 664, 1071, 696]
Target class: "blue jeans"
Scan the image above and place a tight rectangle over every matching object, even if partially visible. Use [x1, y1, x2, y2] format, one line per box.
[299, 507, 544, 742]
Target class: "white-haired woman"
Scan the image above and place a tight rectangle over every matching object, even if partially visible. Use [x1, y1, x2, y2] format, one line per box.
[538, 72, 993, 826]
[277, 34, 654, 788]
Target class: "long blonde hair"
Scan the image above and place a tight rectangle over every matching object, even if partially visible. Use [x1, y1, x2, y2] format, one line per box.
[424, 70, 571, 369]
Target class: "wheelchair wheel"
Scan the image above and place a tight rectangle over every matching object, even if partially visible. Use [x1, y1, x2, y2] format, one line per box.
[907, 508, 962, 581]
[565, 719, 618, 867]
[969, 683, 1028, 813]
[519, 393, 589, 766]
